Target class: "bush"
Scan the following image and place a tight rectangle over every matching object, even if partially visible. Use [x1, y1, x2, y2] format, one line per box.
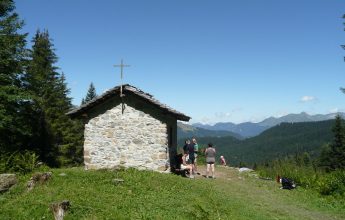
[258, 159, 345, 197]
[257, 160, 318, 188]
[0, 150, 40, 174]
[316, 171, 345, 196]
[197, 147, 206, 165]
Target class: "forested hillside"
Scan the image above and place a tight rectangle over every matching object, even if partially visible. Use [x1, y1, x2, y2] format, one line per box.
[193, 112, 344, 137]
[179, 120, 334, 166]
[177, 122, 242, 139]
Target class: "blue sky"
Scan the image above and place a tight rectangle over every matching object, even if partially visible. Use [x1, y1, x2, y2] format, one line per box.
[16, 0, 345, 124]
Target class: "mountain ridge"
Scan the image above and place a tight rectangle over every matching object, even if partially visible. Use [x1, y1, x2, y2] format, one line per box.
[184, 120, 335, 166]
[192, 112, 345, 137]
[177, 122, 243, 140]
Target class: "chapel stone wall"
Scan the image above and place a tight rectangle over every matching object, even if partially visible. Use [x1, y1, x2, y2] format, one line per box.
[83, 103, 169, 171]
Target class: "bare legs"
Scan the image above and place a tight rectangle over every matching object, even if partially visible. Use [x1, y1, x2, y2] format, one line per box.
[188, 165, 194, 178]
[206, 164, 215, 178]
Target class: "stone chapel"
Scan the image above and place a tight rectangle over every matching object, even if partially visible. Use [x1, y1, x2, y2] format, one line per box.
[67, 84, 190, 171]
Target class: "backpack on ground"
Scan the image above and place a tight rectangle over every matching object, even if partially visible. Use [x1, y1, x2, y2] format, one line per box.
[281, 177, 296, 190]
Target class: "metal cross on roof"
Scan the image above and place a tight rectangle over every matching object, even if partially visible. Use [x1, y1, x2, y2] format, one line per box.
[114, 59, 130, 97]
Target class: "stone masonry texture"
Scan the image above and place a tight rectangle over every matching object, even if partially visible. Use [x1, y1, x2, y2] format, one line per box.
[84, 103, 169, 171]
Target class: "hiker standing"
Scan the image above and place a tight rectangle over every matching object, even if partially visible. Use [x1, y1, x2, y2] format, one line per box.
[188, 140, 196, 174]
[192, 138, 199, 173]
[183, 140, 190, 157]
[205, 143, 216, 178]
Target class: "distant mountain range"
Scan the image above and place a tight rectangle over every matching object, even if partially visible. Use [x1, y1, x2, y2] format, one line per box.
[179, 120, 335, 166]
[177, 122, 243, 140]
[192, 112, 345, 138]
[192, 121, 269, 138]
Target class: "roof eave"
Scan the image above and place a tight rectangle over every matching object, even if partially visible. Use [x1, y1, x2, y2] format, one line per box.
[66, 84, 191, 120]
[177, 115, 191, 122]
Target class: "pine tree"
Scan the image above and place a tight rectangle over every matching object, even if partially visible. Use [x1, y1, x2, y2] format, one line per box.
[25, 30, 83, 166]
[24, 30, 58, 165]
[0, 0, 30, 153]
[330, 115, 345, 169]
[319, 115, 345, 171]
[302, 152, 311, 166]
[84, 82, 97, 103]
[319, 144, 332, 172]
[54, 73, 83, 166]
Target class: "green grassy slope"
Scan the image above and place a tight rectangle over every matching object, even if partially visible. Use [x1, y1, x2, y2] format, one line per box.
[1, 167, 344, 219]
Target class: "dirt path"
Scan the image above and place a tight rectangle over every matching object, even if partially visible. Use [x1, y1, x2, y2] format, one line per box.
[194, 165, 238, 179]
[193, 165, 344, 220]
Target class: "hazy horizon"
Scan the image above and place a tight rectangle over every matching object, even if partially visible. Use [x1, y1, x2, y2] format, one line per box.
[184, 111, 344, 125]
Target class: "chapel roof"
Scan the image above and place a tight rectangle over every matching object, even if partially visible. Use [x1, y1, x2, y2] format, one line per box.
[67, 84, 191, 121]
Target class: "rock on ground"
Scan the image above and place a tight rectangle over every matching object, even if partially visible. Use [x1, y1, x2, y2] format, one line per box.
[27, 172, 52, 191]
[238, 167, 254, 173]
[50, 200, 70, 220]
[0, 174, 17, 193]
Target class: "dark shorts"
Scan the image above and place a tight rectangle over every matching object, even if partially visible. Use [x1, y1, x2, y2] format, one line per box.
[206, 157, 215, 164]
[188, 154, 195, 164]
